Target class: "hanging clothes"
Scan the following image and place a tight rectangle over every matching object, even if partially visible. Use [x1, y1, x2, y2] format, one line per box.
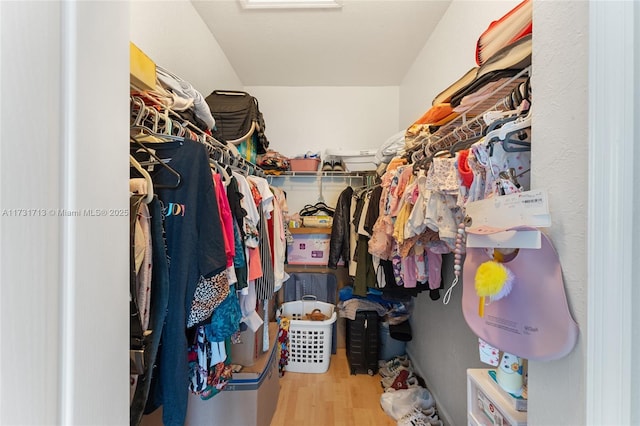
[270, 187, 289, 292]
[132, 139, 227, 426]
[247, 175, 276, 301]
[255, 206, 275, 301]
[130, 196, 169, 426]
[328, 186, 354, 269]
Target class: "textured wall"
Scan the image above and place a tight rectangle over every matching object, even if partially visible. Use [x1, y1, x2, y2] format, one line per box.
[243, 85, 400, 160]
[407, 256, 488, 426]
[130, 0, 243, 94]
[399, 0, 520, 129]
[528, 1, 588, 424]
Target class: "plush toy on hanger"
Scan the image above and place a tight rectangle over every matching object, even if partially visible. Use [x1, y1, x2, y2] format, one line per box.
[474, 253, 515, 317]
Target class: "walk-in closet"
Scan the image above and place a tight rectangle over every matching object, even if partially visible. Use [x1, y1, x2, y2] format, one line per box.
[1, 1, 638, 426]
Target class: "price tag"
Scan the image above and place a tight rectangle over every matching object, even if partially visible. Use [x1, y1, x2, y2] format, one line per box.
[465, 189, 550, 249]
[466, 189, 550, 229]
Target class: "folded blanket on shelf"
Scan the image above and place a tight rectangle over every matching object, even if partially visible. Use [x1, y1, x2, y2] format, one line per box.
[475, 0, 532, 66]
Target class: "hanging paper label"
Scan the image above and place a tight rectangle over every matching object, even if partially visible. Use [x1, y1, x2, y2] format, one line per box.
[466, 229, 541, 249]
[464, 189, 550, 248]
[466, 189, 550, 229]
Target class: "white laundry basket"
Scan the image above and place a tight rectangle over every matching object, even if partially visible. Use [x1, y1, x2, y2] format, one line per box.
[280, 296, 337, 374]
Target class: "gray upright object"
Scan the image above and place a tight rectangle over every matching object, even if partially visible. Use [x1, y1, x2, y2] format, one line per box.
[283, 272, 338, 354]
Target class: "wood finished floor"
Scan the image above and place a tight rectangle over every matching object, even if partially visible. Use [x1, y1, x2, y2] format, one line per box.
[270, 348, 396, 426]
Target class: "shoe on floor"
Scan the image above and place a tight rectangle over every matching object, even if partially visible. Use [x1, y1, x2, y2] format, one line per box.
[379, 354, 410, 369]
[382, 373, 423, 392]
[381, 368, 412, 390]
[380, 358, 413, 378]
[420, 407, 436, 418]
[396, 407, 432, 426]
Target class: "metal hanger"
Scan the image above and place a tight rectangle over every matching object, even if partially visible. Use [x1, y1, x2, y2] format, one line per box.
[209, 147, 232, 186]
[130, 137, 181, 189]
[130, 125, 185, 143]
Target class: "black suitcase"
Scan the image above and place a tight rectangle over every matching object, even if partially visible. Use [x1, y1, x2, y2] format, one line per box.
[345, 311, 379, 375]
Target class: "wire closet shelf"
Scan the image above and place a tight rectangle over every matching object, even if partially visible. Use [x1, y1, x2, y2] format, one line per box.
[424, 66, 531, 157]
[130, 95, 267, 177]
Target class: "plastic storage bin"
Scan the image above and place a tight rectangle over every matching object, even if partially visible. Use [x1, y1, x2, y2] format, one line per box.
[287, 233, 331, 265]
[325, 149, 377, 171]
[289, 158, 320, 172]
[467, 369, 527, 426]
[379, 321, 407, 361]
[280, 296, 337, 373]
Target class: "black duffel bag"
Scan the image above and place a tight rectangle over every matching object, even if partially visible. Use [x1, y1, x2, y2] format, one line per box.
[205, 90, 269, 154]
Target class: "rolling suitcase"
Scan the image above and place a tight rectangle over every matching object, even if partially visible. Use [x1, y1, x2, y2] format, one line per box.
[345, 311, 379, 375]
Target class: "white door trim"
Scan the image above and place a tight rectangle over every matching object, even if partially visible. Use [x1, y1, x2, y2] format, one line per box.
[587, 1, 636, 424]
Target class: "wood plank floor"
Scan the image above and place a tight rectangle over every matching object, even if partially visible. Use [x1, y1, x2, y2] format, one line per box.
[271, 349, 396, 426]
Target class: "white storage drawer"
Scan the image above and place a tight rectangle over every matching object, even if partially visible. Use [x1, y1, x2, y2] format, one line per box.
[467, 369, 527, 426]
[325, 149, 377, 171]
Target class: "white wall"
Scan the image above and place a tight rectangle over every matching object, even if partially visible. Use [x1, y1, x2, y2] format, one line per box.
[130, 0, 242, 95]
[243, 86, 400, 159]
[633, 6, 640, 424]
[1, 1, 129, 425]
[398, 2, 520, 425]
[530, 1, 588, 424]
[245, 86, 397, 214]
[399, 0, 519, 129]
[268, 175, 364, 219]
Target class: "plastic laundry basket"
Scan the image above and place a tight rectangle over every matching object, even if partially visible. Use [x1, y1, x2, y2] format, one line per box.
[280, 296, 337, 374]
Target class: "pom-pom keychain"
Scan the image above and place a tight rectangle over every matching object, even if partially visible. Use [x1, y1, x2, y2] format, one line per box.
[475, 259, 515, 317]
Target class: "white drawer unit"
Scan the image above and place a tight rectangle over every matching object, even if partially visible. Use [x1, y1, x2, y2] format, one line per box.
[467, 369, 527, 426]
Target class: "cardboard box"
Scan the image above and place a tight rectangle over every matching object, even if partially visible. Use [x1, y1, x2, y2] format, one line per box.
[186, 323, 280, 426]
[230, 323, 264, 367]
[141, 323, 280, 426]
[287, 233, 331, 265]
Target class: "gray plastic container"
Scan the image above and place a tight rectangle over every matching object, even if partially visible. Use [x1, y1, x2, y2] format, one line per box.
[379, 321, 407, 361]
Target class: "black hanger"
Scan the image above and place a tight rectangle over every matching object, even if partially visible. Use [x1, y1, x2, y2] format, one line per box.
[299, 202, 335, 217]
[130, 138, 181, 189]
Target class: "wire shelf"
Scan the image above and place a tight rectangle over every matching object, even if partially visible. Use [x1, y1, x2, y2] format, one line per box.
[424, 66, 531, 156]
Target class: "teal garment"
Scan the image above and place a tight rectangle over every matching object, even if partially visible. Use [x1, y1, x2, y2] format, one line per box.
[232, 219, 249, 290]
[232, 219, 246, 268]
[204, 285, 242, 343]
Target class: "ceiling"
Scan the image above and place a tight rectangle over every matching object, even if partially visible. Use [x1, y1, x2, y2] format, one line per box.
[191, 0, 451, 86]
